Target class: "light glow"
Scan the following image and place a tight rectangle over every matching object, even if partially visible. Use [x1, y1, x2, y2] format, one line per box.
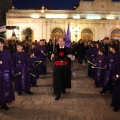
[86, 16, 101, 19]
[106, 16, 114, 20]
[73, 16, 80, 19]
[45, 14, 67, 19]
[31, 15, 40, 18]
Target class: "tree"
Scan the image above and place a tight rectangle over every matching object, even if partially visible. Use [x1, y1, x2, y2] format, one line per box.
[22, 27, 33, 41]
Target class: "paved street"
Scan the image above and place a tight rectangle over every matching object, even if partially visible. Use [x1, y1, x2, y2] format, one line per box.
[0, 60, 120, 120]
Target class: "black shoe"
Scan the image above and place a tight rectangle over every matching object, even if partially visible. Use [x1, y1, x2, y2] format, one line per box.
[113, 108, 119, 112]
[18, 92, 22, 96]
[1, 104, 9, 110]
[26, 91, 33, 95]
[95, 85, 100, 88]
[55, 96, 60, 101]
[32, 85, 38, 87]
[100, 89, 106, 94]
[62, 91, 66, 94]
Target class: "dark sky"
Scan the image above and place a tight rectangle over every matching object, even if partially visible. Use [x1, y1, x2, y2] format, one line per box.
[13, 0, 120, 10]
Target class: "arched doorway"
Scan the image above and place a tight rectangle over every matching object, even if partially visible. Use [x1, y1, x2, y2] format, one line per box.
[51, 28, 64, 40]
[22, 27, 34, 41]
[81, 28, 93, 41]
[110, 28, 120, 40]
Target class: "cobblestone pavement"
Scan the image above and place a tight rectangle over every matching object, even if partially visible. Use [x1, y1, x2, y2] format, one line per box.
[0, 60, 120, 120]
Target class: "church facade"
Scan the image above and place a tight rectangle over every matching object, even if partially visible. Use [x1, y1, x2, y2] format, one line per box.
[6, 0, 120, 42]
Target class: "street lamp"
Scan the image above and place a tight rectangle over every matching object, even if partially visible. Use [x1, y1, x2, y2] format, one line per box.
[72, 26, 80, 42]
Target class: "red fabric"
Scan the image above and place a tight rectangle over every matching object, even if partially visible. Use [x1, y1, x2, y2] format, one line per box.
[55, 61, 68, 66]
[59, 52, 64, 57]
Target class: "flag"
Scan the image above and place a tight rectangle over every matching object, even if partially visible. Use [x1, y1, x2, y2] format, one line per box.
[65, 23, 72, 48]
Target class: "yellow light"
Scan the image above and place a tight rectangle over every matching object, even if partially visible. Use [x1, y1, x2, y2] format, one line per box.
[86, 16, 101, 19]
[31, 15, 40, 18]
[45, 14, 67, 19]
[106, 16, 114, 19]
[73, 16, 80, 19]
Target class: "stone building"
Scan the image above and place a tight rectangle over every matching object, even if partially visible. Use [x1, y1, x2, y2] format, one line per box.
[6, 0, 120, 42]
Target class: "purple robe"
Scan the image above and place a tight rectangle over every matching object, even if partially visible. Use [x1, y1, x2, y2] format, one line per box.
[0, 50, 15, 105]
[86, 47, 96, 77]
[103, 52, 113, 87]
[103, 51, 120, 93]
[94, 54, 106, 86]
[13, 52, 30, 92]
[35, 45, 47, 75]
[92, 48, 99, 79]
[111, 77, 120, 109]
[28, 57, 37, 86]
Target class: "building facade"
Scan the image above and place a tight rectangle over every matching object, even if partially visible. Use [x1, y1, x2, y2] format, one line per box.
[6, 0, 120, 42]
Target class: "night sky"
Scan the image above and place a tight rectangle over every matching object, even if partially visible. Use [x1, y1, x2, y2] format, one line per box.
[13, 0, 120, 10]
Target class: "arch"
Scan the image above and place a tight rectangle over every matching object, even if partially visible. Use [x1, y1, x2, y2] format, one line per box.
[81, 28, 93, 41]
[110, 28, 120, 40]
[51, 27, 64, 40]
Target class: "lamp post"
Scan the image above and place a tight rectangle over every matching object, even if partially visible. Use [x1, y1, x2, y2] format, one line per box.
[72, 26, 80, 42]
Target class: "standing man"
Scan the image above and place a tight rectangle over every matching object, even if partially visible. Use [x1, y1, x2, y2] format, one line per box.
[13, 43, 33, 95]
[0, 38, 15, 110]
[51, 38, 75, 100]
[35, 39, 48, 75]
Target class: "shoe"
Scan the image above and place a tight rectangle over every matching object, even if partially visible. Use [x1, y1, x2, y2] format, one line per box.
[62, 91, 66, 94]
[113, 108, 119, 112]
[18, 92, 22, 96]
[1, 104, 9, 110]
[95, 85, 100, 88]
[26, 91, 33, 95]
[100, 89, 106, 94]
[55, 96, 60, 101]
[32, 85, 38, 87]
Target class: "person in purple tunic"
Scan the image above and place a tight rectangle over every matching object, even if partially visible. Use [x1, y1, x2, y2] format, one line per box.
[35, 39, 48, 75]
[13, 43, 33, 96]
[0, 38, 15, 110]
[93, 48, 106, 87]
[86, 43, 96, 77]
[100, 50, 113, 94]
[28, 50, 38, 87]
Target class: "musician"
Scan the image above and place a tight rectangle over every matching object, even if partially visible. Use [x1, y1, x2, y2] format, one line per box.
[51, 37, 75, 100]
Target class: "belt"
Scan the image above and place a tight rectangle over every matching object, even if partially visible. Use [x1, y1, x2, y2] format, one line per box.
[55, 61, 68, 66]
[0, 70, 9, 74]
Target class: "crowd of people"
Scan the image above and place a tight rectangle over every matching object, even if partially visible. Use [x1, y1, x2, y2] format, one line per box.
[83, 40, 120, 112]
[0, 37, 120, 112]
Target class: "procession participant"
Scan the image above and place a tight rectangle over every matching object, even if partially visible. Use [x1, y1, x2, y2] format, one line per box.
[92, 42, 101, 79]
[13, 43, 33, 95]
[28, 43, 36, 52]
[51, 37, 75, 101]
[47, 39, 53, 61]
[35, 39, 48, 75]
[86, 42, 96, 77]
[0, 38, 15, 110]
[108, 45, 120, 93]
[28, 50, 38, 87]
[111, 76, 120, 112]
[77, 40, 85, 64]
[100, 47, 113, 94]
[94, 48, 106, 87]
